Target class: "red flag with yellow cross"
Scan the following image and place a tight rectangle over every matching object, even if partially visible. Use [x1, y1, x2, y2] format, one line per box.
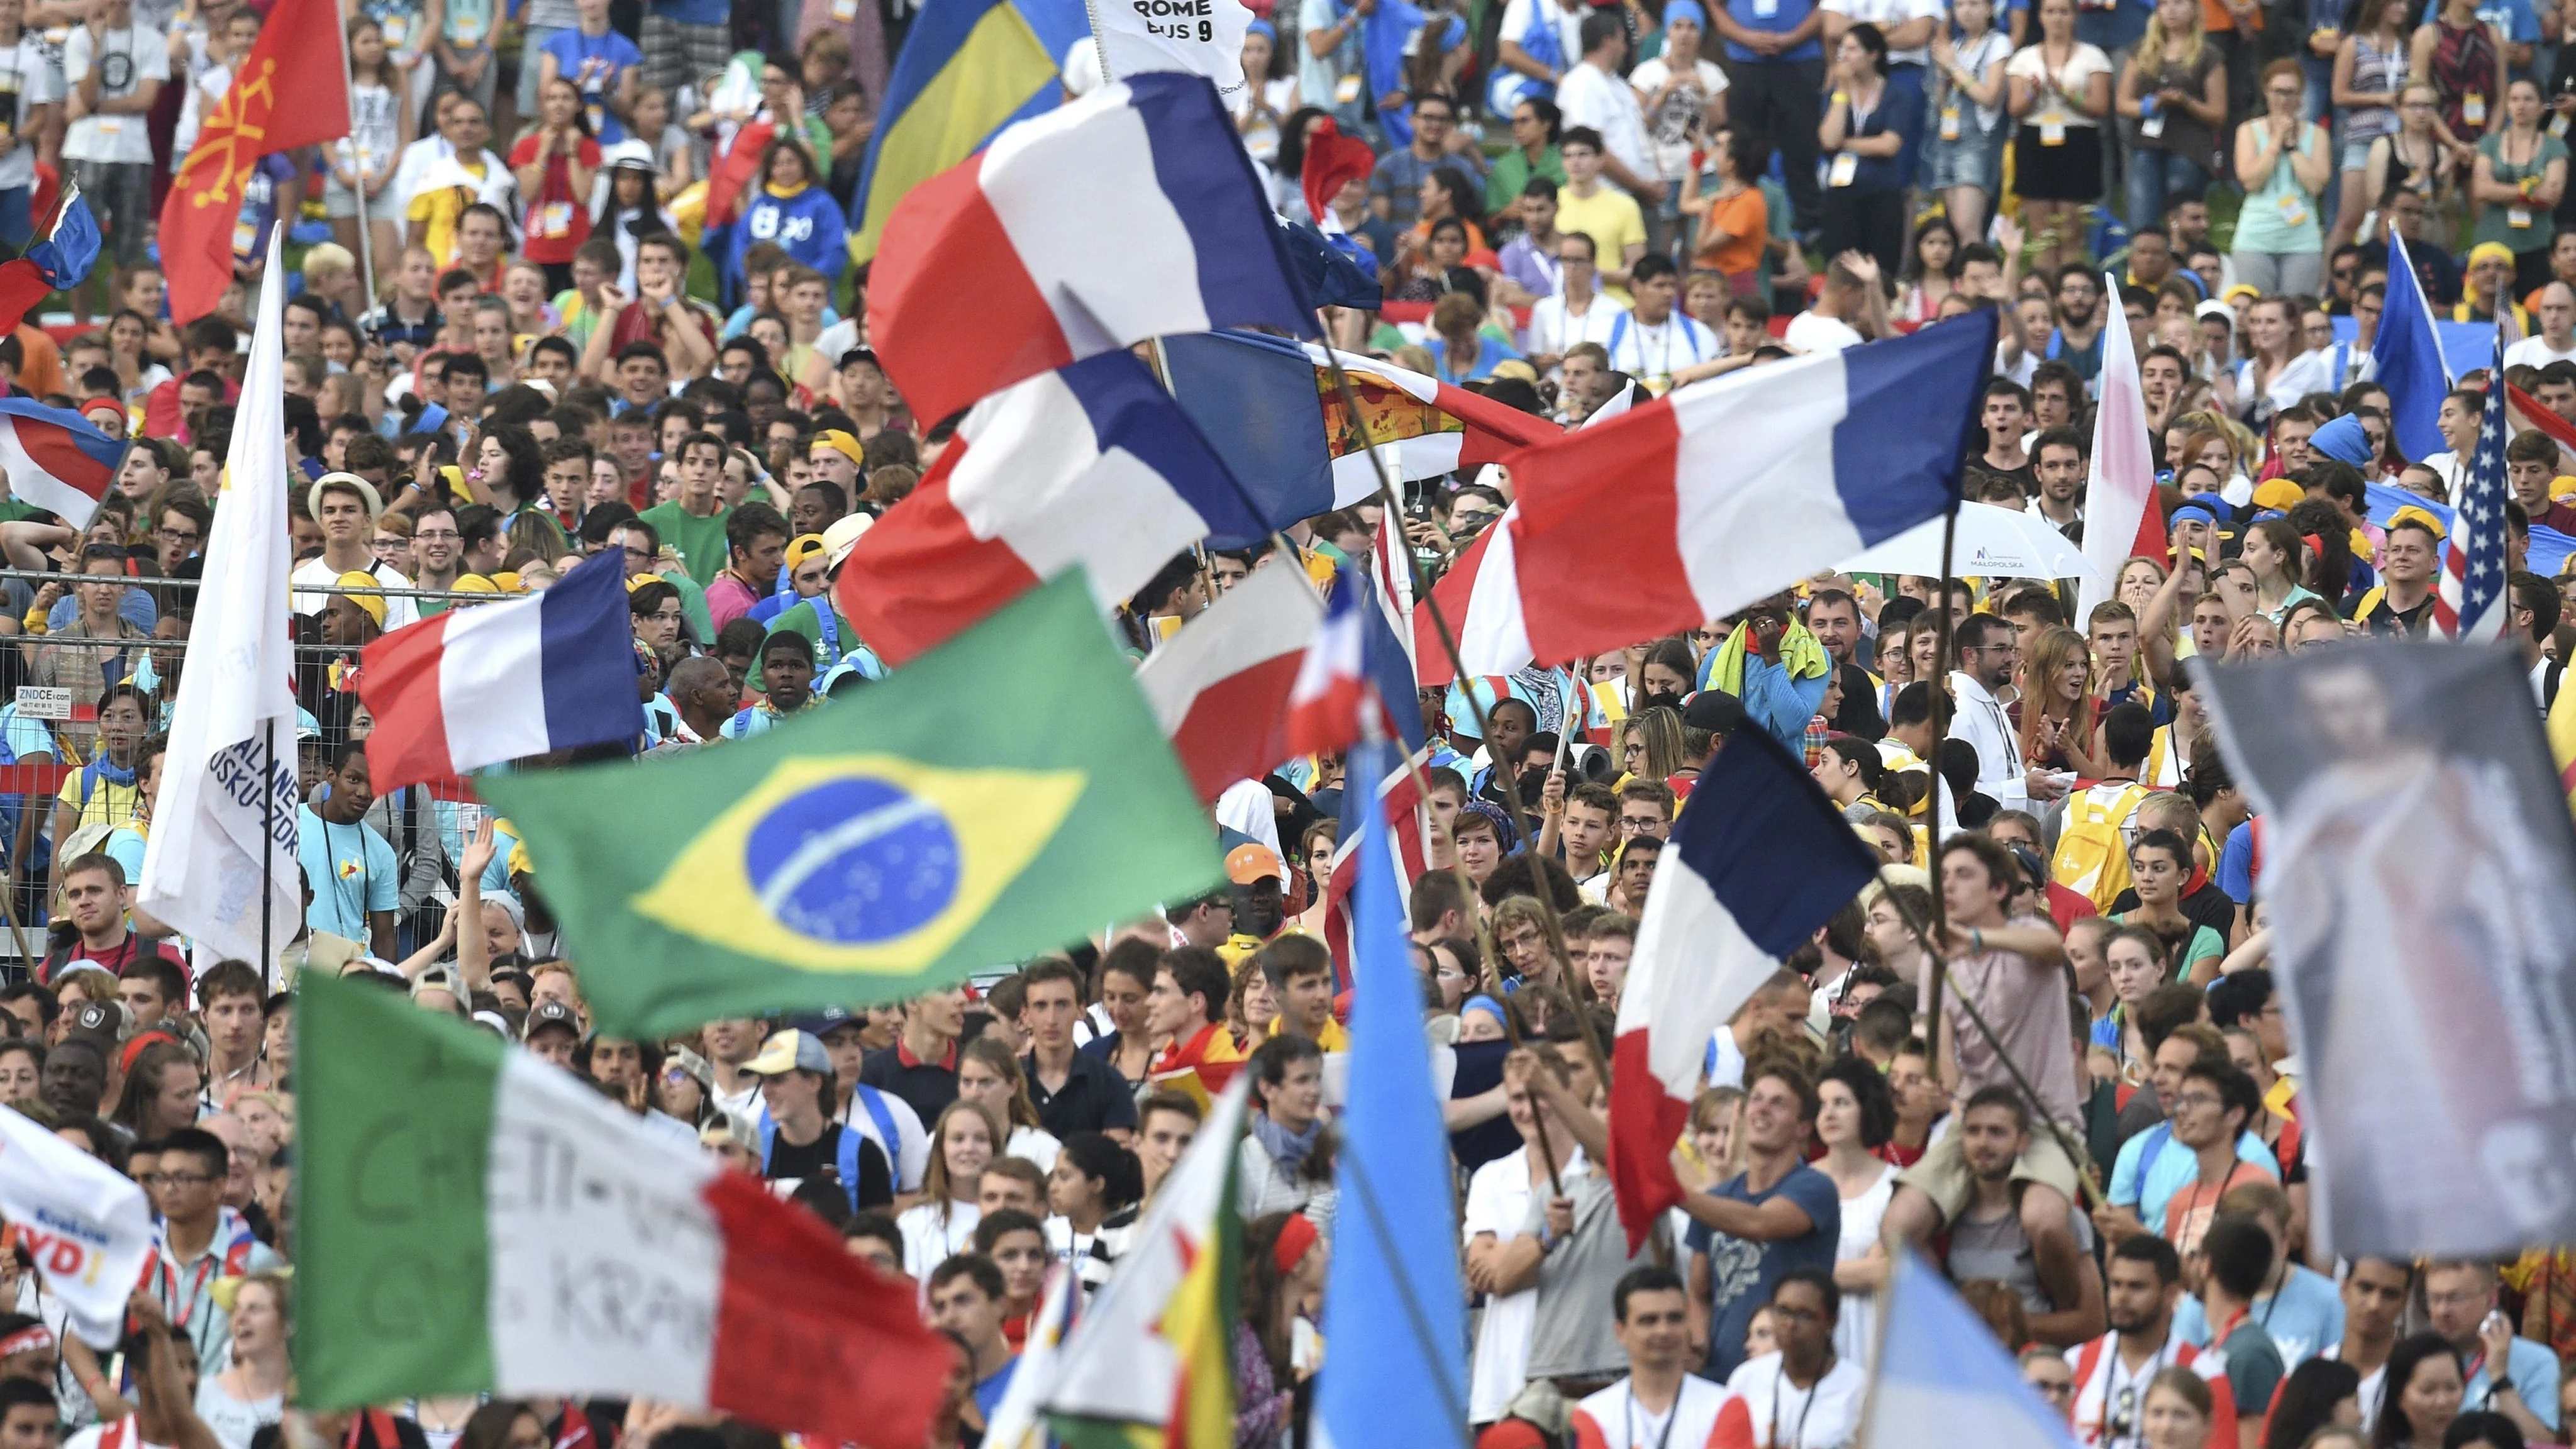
[157, 0, 350, 323]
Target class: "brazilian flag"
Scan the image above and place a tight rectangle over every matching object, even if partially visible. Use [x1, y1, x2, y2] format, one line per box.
[477, 572, 1223, 1036]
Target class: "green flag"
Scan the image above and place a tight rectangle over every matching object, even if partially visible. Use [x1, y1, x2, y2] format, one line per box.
[479, 572, 1222, 1036]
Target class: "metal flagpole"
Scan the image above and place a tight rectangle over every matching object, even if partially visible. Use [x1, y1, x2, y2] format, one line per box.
[353, 181, 376, 311]
[334, 9, 373, 304]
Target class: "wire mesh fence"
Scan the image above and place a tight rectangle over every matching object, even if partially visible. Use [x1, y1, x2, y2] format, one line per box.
[0, 566, 558, 978]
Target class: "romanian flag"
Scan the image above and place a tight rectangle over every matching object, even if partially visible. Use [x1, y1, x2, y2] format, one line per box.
[158, 0, 350, 323]
[1039, 1078, 1248, 1449]
[2551, 673, 2576, 824]
[473, 570, 1223, 1037]
[845, 0, 1089, 265]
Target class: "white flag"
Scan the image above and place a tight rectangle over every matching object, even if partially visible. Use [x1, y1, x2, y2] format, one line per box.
[0, 1105, 155, 1345]
[1091, 0, 1253, 96]
[136, 226, 302, 967]
[2076, 270, 2158, 619]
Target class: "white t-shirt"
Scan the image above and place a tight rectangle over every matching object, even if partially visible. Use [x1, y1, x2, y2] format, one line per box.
[1606, 309, 1720, 386]
[1570, 1375, 1738, 1448]
[194, 1379, 284, 1449]
[289, 555, 423, 631]
[63, 25, 170, 165]
[835, 1084, 931, 1192]
[1464, 1146, 1545, 1423]
[2505, 333, 2576, 369]
[1557, 60, 1654, 185]
[172, 55, 226, 167]
[1625, 54, 1726, 180]
[1496, 0, 1587, 78]
[1824, 0, 1946, 63]
[1527, 289, 1628, 361]
[1785, 309, 1867, 353]
[1006, 1122, 1062, 1172]
[896, 1199, 980, 1279]
[0, 36, 62, 191]
[2004, 42, 2114, 128]
[1723, 1351, 1870, 1448]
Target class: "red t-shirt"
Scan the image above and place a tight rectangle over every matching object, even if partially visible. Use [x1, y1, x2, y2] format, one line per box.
[508, 134, 602, 264]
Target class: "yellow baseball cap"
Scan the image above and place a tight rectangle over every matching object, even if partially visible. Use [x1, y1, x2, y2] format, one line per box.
[2388, 504, 2447, 539]
[333, 570, 386, 628]
[809, 430, 863, 465]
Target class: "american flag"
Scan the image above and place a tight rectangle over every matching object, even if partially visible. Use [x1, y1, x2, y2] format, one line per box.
[2434, 323, 2512, 642]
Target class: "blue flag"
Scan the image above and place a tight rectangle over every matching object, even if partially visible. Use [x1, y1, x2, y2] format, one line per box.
[2372, 229, 2453, 462]
[1273, 216, 1384, 312]
[1314, 738, 1468, 1449]
[1161, 330, 1337, 541]
[1861, 1252, 2079, 1449]
[28, 189, 99, 290]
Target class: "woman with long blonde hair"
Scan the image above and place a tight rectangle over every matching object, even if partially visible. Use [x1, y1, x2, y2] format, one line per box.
[2117, 0, 2227, 230]
[1619, 706, 1688, 784]
[2012, 625, 2111, 777]
[897, 1099, 1003, 1277]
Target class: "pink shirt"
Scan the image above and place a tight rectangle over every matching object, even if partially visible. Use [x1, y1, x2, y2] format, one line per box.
[705, 574, 758, 630]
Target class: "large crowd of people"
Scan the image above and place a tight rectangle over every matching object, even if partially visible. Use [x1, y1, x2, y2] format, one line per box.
[0, 0, 2562, 1441]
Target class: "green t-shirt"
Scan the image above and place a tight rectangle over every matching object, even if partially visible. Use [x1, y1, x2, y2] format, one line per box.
[1484, 143, 1567, 218]
[638, 501, 731, 589]
[2119, 910, 2226, 980]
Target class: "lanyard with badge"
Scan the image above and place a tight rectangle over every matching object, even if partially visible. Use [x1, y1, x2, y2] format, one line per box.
[1624, 1384, 1683, 1449]
[1768, 1358, 1833, 1449]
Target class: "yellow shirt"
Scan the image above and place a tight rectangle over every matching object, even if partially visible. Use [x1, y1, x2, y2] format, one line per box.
[1553, 185, 1648, 305]
[406, 161, 491, 269]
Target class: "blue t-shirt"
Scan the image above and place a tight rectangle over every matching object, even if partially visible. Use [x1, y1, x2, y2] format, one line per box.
[648, 0, 725, 29]
[2106, 1123, 2279, 1235]
[2218, 818, 2256, 905]
[2477, 0, 2542, 46]
[538, 28, 645, 143]
[297, 804, 399, 941]
[1683, 1161, 1841, 1382]
[2172, 1263, 2346, 1368]
[1723, 0, 1821, 63]
[2467, 1338, 2563, 1431]
[971, 1357, 1019, 1421]
[2077, 2, 2150, 55]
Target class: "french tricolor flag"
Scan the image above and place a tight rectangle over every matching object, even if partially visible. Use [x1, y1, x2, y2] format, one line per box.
[0, 397, 121, 529]
[2077, 272, 2163, 616]
[1136, 564, 1322, 803]
[1506, 311, 1994, 665]
[1607, 725, 1880, 1250]
[1285, 569, 1374, 757]
[834, 352, 1262, 668]
[357, 550, 643, 792]
[865, 72, 1314, 428]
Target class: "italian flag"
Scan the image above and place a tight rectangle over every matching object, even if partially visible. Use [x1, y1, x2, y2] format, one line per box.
[1035, 1077, 1250, 1449]
[293, 975, 947, 1448]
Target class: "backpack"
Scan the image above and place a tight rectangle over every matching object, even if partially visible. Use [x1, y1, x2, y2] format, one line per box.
[2050, 780, 2151, 909]
[757, 1087, 899, 1213]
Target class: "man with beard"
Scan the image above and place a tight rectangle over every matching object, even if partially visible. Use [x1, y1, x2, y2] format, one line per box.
[1941, 1088, 2104, 1347]
[2063, 1235, 2237, 1448]
[2049, 267, 2107, 392]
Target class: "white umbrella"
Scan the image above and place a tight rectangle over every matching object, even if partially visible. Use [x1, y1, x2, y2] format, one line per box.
[1836, 501, 2099, 584]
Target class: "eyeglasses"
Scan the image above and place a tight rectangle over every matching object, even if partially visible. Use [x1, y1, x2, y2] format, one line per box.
[415, 528, 460, 541]
[155, 527, 199, 544]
